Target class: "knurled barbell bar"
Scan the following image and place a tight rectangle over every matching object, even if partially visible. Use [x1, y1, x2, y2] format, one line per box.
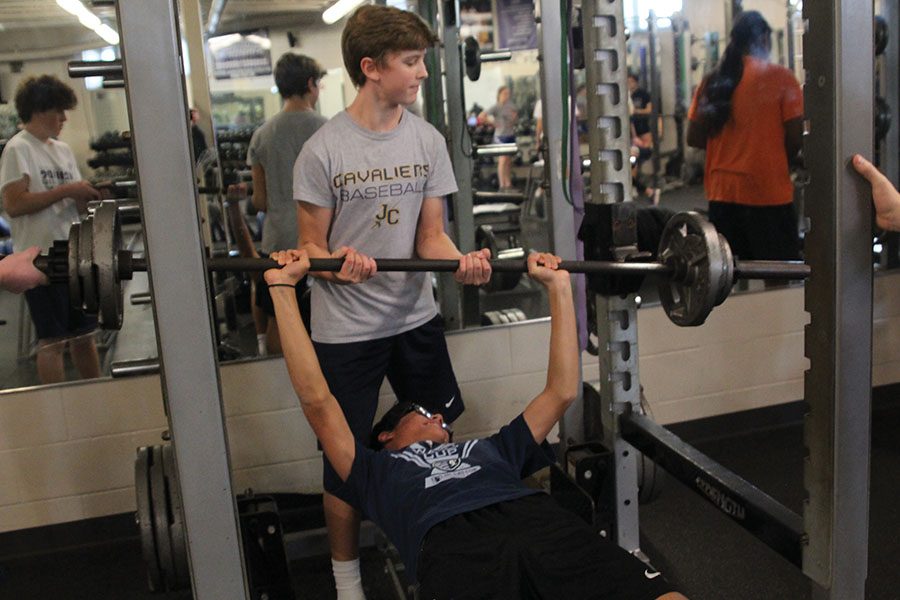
[8, 202, 810, 330]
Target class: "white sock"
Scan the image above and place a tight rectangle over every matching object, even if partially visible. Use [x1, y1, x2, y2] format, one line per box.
[332, 558, 366, 600]
[256, 333, 267, 356]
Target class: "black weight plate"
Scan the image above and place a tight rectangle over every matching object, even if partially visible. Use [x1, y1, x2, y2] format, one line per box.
[150, 445, 177, 590]
[657, 212, 724, 326]
[92, 202, 124, 329]
[876, 15, 889, 56]
[713, 233, 734, 307]
[135, 446, 162, 592]
[161, 445, 190, 589]
[464, 36, 481, 81]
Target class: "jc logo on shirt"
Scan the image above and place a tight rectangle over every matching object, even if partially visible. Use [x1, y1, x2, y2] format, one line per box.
[373, 204, 400, 228]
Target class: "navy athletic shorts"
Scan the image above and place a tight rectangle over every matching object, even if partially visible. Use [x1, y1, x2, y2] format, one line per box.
[314, 314, 463, 494]
[418, 494, 676, 600]
[24, 282, 97, 341]
[708, 201, 801, 261]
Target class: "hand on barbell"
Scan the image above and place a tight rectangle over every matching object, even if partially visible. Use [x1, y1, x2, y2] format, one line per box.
[63, 181, 103, 212]
[853, 154, 900, 232]
[332, 246, 377, 284]
[455, 248, 492, 285]
[264, 249, 310, 287]
[526, 251, 568, 288]
[0, 246, 48, 294]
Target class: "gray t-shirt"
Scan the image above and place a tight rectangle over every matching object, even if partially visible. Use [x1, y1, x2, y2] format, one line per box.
[293, 110, 458, 343]
[487, 101, 517, 138]
[247, 110, 326, 253]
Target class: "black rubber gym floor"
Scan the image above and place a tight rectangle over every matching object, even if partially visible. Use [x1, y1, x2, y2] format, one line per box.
[1, 398, 897, 600]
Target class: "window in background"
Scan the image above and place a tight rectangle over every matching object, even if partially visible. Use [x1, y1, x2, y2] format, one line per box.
[82, 46, 119, 91]
[625, 0, 683, 31]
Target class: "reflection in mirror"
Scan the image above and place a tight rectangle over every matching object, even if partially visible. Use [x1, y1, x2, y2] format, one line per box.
[8, 0, 881, 391]
[0, 2, 132, 391]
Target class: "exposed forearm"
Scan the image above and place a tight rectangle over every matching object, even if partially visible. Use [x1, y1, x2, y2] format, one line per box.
[416, 230, 462, 260]
[5, 187, 67, 217]
[251, 189, 267, 212]
[270, 287, 332, 405]
[299, 238, 343, 283]
[543, 281, 579, 404]
[224, 200, 258, 258]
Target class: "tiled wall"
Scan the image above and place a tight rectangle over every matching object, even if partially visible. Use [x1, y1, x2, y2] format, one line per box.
[1, 274, 898, 533]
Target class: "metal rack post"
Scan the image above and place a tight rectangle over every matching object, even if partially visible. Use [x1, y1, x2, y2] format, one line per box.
[116, 1, 249, 598]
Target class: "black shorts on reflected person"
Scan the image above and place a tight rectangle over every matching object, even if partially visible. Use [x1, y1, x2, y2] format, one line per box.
[24, 282, 97, 341]
[418, 494, 675, 600]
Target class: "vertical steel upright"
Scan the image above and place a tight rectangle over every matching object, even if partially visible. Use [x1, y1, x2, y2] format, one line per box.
[881, 2, 899, 187]
[116, 1, 249, 598]
[802, 1, 873, 598]
[582, 0, 642, 553]
[537, 0, 579, 262]
[537, 0, 582, 451]
[440, 0, 480, 328]
[421, 0, 466, 331]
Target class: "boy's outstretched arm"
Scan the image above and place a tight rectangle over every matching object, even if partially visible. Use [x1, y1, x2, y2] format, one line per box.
[265, 250, 356, 480]
[521, 252, 579, 444]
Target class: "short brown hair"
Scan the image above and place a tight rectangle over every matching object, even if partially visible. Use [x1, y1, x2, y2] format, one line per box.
[341, 5, 439, 88]
[275, 53, 326, 99]
[14, 75, 77, 123]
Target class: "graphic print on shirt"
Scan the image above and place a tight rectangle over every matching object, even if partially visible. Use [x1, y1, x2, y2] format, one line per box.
[373, 203, 400, 228]
[332, 163, 430, 204]
[394, 440, 482, 489]
[39, 168, 74, 190]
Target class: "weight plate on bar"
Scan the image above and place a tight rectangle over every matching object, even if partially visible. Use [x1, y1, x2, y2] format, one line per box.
[92, 202, 124, 329]
[476, 225, 523, 293]
[161, 444, 190, 589]
[713, 232, 734, 308]
[78, 216, 98, 313]
[464, 36, 481, 81]
[67, 222, 81, 312]
[135, 446, 162, 592]
[656, 212, 728, 327]
[150, 445, 177, 590]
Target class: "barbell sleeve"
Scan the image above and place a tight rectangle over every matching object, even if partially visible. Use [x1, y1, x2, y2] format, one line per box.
[733, 261, 810, 280]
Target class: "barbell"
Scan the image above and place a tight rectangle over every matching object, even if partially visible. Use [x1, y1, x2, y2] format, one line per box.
[9, 202, 809, 330]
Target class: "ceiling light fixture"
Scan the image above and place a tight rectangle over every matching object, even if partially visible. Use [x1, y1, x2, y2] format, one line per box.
[322, 0, 367, 25]
[56, 0, 119, 45]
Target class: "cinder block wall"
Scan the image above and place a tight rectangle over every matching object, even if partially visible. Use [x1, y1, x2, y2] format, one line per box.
[1, 274, 898, 533]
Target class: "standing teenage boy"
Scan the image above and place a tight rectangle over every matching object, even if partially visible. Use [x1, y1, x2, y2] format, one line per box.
[0, 75, 101, 384]
[293, 6, 491, 598]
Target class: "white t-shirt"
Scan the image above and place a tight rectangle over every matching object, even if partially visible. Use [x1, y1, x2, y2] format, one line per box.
[0, 130, 82, 252]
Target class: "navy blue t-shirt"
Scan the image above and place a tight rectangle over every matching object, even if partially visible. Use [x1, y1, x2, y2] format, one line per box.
[336, 413, 555, 580]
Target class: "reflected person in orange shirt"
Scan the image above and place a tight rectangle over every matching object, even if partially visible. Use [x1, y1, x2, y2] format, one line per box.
[687, 11, 804, 261]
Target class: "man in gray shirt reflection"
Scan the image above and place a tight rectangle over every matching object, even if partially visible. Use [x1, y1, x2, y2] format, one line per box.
[247, 53, 328, 354]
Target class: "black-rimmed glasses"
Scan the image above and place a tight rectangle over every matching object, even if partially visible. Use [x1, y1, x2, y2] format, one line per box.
[406, 403, 453, 440]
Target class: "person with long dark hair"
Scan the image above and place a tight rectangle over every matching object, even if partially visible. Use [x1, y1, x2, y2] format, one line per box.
[687, 11, 804, 261]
